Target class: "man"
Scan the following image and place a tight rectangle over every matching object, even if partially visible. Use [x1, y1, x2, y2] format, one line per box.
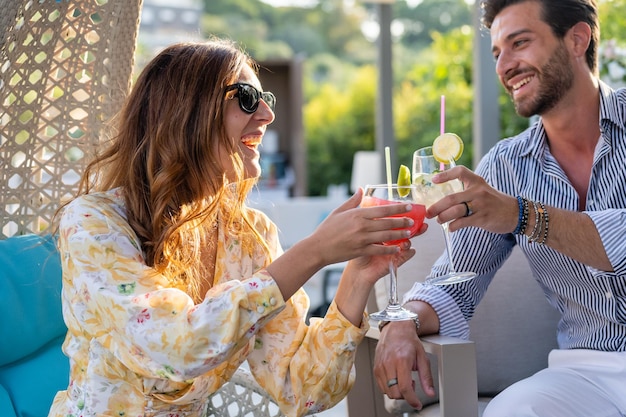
[374, 1, 626, 416]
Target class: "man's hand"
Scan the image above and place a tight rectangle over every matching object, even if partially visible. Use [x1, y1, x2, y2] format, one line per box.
[427, 165, 519, 234]
[373, 319, 436, 410]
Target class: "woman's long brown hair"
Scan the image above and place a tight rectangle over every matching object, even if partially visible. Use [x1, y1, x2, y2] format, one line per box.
[68, 39, 271, 301]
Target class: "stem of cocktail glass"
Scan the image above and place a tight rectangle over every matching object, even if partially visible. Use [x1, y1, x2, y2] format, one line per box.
[440, 222, 458, 273]
[387, 257, 400, 307]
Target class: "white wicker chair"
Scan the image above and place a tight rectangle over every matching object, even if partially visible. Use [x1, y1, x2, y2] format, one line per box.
[207, 368, 285, 417]
[1, 0, 140, 237]
[207, 367, 319, 417]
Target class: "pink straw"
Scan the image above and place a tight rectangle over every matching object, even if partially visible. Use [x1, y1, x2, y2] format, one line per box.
[440, 95, 445, 135]
[440, 95, 446, 169]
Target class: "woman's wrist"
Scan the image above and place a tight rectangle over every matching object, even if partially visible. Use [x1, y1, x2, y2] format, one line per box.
[267, 238, 325, 300]
[333, 262, 373, 326]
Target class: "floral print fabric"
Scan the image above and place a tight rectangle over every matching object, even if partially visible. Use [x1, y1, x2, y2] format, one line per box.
[48, 188, 368, 417]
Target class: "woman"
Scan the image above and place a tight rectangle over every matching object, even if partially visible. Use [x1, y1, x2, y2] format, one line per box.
[49, 39, 421, 417]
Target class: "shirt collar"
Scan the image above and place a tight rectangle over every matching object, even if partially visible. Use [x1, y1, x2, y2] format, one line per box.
[520, 118, 546, 160]
[598, 80, 626, 140]
[517, 80, 626, 159]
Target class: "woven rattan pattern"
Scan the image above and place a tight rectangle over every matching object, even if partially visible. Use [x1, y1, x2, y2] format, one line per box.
[206, 367, 318, 417]
[0, 0, 141, 238]
[206, 368, 286, 417]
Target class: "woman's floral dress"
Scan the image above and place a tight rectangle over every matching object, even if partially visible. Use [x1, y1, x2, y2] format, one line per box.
[48, 188, 368, 417]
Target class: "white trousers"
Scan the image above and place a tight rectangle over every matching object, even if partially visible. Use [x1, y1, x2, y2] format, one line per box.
[483, 349, 626, 417]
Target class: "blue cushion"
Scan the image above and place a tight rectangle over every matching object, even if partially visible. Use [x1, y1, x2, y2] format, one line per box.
[0, 384, 18, 417]
[0, 234, 65, 366]
[0, 335, 68, 417]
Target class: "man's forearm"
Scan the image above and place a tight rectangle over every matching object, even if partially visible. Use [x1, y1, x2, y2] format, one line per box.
[403, 300, 440, 336]
[541, 207, 612, 271]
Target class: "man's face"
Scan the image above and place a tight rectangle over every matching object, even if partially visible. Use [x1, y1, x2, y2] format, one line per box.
[490, 1, 574, 118]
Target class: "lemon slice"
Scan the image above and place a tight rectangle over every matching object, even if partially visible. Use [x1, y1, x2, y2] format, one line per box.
[397, 164, 411, 197]
[432, 133, 463, 163]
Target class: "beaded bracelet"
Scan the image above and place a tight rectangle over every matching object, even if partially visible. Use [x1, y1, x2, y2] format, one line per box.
[527, 201, 550, 244]
[527, 200, 542, 242]
[513, 196, 530, 235]
[538, 202, 549, 245]
[513, 196, 525, 234]
[521, 198, 530, 235]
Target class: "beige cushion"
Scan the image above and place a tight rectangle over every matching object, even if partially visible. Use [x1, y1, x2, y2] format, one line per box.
[404, 398, 491, 417]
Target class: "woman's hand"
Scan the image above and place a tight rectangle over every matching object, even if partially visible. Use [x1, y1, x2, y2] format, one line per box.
[308, 188, 426, 266]
[347, 238, 420, 287]
[333, 243, 418, 326]
[267, 188, 427, 304]
[312, 188, 427, 326]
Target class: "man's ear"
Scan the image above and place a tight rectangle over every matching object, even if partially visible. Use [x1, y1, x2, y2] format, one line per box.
[567, 21, 592, 59]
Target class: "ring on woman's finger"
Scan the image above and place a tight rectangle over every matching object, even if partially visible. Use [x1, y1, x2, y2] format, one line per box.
[387, 378, 398, 388]
[463, 201, 474, 217]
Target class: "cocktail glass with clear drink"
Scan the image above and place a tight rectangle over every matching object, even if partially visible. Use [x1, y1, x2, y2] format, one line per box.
[412, 146, 476, 285]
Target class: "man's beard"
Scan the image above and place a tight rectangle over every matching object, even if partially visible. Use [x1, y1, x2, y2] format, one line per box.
[511, 42, 574, 118]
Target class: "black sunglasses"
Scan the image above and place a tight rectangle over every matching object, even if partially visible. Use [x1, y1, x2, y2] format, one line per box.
[224, 83, 276, 114]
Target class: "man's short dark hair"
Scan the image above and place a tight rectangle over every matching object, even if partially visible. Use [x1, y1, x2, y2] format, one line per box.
[480, 0, 599, 73]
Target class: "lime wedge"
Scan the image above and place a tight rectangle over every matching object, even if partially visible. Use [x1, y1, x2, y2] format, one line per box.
[397, 164, 411, 197]
[413, 173, 431, 186]
[432, 132, 464, 163]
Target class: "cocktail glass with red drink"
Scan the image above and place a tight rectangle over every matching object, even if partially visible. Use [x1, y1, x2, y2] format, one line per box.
[362, 184, 426, 322]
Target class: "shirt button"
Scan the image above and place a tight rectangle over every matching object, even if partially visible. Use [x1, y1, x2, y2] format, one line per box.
[606, 291, 613, 299]
[257, 306, 265, 313]
[269, 297, 276, 306]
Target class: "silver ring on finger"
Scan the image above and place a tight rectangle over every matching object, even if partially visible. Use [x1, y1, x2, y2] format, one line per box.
[387, 378, 398, 388]
[463, 201, 474, 217]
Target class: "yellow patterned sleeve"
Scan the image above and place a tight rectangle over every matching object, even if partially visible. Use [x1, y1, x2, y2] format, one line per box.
[247, 287, 369, 416]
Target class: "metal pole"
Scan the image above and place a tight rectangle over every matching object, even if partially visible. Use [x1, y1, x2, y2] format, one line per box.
[472, 1, 500, 167]
[376, 2, 395, 180]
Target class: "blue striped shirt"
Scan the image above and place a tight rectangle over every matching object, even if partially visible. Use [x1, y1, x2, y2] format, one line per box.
[404, 81, 626, 351]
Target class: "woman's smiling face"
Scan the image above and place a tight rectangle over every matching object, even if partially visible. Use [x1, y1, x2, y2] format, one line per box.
[221, 65, 275, 182]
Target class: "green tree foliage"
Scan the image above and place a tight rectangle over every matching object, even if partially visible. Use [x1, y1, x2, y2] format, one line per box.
[599, 0, 626, 41]
[201, 0, 372, 65]
[392, 0, 473, 49]
[303, 25, 528, 196]
[197, 0, 624, 195]
[202, 0, 266, 16]
[395, 28, 475, 169]
[598, 0, 626, 87]
[304, 66, 376, 196]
